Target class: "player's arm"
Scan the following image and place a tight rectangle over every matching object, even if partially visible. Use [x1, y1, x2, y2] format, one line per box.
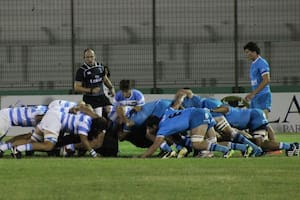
[246, 73, 270, 100]
[211, 106, 230, 114]
[103, 75, 115, 97]
[74, 131, 106, 149]
[172, 89, 187, 109]
[266, 125, 276, 141]
[141, 136, 165, 158]
[74, 81, 93, 94]
[77, 104, 99, 118]
[79, 134, 98, 158]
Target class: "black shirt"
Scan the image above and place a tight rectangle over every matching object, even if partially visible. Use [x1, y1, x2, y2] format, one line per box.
[75, 62, 111, 107]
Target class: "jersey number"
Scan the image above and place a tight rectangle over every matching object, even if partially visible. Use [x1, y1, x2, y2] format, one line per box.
[168, 111, 182, 119]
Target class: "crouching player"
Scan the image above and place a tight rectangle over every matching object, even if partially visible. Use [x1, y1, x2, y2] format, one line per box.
[10, 104, 107, 159]
[140, 106, 234, 158]
[212, 105, 299, 156]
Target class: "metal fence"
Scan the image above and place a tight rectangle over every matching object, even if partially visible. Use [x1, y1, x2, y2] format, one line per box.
[0, 0, 299, 93]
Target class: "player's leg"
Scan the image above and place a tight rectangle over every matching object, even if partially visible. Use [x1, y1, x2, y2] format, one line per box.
[215, 116, 262, 156]
[190, 125, 233, 158]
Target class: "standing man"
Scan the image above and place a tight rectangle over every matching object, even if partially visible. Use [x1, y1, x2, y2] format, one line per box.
[243, 42, 272, 118]
[74, 48, 115, 117]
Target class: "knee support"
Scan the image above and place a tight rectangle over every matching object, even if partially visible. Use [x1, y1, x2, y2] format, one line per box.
[252, 130, 268, 141]
[31, 132, 43, 142]
[215, 117, 230, 133]
[206, 137, 217, 144]
[191, 135, 204, 143]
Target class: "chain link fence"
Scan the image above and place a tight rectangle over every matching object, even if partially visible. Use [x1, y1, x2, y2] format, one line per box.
[0, 0, 299, 93]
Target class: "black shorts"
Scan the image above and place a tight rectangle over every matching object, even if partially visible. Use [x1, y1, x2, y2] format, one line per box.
[83, 94, 112, 108]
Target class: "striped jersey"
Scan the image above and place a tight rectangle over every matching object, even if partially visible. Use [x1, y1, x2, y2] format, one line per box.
[59, 111, 93, 136]
[8, 105, 48, 126]
[113, 89, 145, 107]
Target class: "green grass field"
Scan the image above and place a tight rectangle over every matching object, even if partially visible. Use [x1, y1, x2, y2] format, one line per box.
[1, 133, 300, 200]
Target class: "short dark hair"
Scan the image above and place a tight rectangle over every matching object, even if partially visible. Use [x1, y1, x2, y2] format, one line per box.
[89, 117, 107, 136]
[119, 80, 131, 91]
[243, 42, 260, 54]
[145, 115, 161, 128]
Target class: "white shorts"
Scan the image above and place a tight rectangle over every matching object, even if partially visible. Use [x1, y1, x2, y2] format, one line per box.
[37, 109, 62, 143]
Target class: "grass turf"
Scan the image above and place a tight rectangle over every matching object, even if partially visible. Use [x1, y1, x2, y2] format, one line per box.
[0, 133, 299, 200]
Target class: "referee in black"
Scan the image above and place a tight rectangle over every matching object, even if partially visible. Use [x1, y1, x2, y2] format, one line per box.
[74, 48, 118, 157]
[74, 48, 115, 117]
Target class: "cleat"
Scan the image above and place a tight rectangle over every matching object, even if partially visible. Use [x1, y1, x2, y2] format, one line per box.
[251, 147, 263, 157]
[157, 150, 169, 158]
[223, 149, 234, 158]
[285, 144, 296, 157]
[63, 145, 75, 157]
[293, 142, 299, 156]
[196, 150, 214, 158]
[0, 150, 3, 158]
[177, 147, 188, 158]
[11, 147, 22, 159]
[161, 151, 177, 159]
[243, 145, 253, 158]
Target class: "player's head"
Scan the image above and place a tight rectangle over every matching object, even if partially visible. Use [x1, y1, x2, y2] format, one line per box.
[243, 42, 260, 61]
[89, 117, 108, 136]
[145, 115, 160, 129]
[83, 48, 96, 66]
[119, 79, 132, 97]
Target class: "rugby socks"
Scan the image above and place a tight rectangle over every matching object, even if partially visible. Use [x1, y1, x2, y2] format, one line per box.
[160, 142, 172, 152]
[0, 142, 12, 151]
[233, 133, 261, 151]
[16, 143, 33, 152]
[279, 142, 291, 150]
[175, 144, 183, 151]
[176, 136, 192, 151]
[208, 143, 229, 153]
[228, 142, 247, 152]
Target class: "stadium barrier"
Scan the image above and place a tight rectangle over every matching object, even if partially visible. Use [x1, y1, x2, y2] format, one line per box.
[1, 92, 300, 135]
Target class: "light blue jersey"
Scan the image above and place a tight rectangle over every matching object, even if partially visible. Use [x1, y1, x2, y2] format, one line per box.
[157, 107, 216, 137]
[125, 99, 172, 129]
[114, 89, 145, 107]
[8, 105, 48, 127]
[250, 56, 270, 94]
[225, 106, 268, 131]
[182, 96, 224, 117]
[250, 56, 272, 111]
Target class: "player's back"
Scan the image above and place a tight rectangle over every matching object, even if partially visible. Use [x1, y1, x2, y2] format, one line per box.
[152, 99, 173, 118]
[225, 107, 251, 130]
[129, 99, 172, 126]
[182, 95, 202, 108]
[60, 112, 92, 136]
[48, 100, 78, 112]
[157, 107, 213, 137]
[7, 105, 48, 127]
